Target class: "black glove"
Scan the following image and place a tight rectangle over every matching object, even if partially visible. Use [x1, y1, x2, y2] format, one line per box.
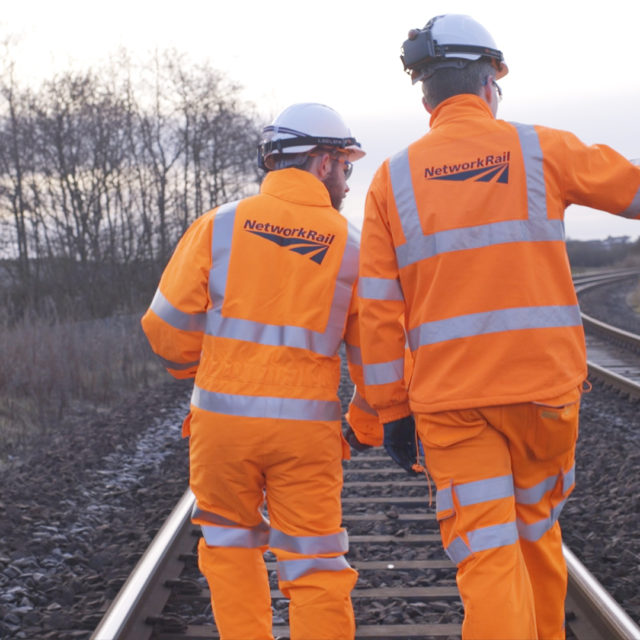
[383, 415, 418, 474]
[344, 425, 372, 452]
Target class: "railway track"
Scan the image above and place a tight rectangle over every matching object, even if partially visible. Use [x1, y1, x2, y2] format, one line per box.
[574, 269, 640, 395]
[92, 270, 640, 640]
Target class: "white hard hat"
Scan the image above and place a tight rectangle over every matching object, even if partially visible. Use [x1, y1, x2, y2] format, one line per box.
[259, 102, 365, 170]
[401, 14, 508, 84]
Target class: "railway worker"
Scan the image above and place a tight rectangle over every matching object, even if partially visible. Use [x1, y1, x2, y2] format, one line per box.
[141, 102, 372, 640]
[355, 13, 640, 640]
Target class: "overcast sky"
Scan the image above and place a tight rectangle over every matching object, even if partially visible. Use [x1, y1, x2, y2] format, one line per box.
[3, 0, 640, 240]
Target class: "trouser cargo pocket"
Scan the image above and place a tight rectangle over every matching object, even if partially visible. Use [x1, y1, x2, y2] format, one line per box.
[525, 387, 581, 461]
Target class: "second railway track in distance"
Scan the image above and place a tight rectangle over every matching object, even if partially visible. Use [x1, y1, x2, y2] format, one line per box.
[574, 269, 640, 393]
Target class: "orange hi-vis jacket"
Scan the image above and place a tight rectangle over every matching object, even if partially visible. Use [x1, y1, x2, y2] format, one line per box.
[141, 167, 370, 442]
[359, 95, 640, 419]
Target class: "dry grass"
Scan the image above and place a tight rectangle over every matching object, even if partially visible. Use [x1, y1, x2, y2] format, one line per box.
[628, 280, 640, 313]
[0, 313, 166, 456]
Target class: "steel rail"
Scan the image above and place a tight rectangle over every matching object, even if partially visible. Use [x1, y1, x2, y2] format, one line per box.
[582, 313, 640, 352]
[565, 545, 640, 640]
[90, 489, 196, 640]
[575, 270, 640, 397]
[587, 360, 640, 398]
[91, 483, 640, 640]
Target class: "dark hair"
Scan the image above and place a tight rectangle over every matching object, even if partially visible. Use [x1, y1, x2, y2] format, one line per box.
[272, 147, 343, 171]
[422, 58, 495, 109]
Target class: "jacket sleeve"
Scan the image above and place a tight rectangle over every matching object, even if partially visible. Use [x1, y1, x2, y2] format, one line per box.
[344, 279, 383, 446]
[358, 163, 412, 423]
[541, 127, 640, 219]
[140, 212, 213, 379]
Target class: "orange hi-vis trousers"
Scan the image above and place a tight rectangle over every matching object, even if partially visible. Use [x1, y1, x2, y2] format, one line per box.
[189, 410, 357, 640]
[417, 386, 581, 640]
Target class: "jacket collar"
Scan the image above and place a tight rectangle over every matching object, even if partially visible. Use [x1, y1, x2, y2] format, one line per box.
[260, 168, 332, 207]
[429, 94, 495, 130]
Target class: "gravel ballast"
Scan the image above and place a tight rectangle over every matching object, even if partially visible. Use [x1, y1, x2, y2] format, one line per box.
[1, 281, 639, 638]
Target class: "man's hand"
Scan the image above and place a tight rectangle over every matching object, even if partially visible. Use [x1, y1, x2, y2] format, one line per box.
[383, 416, 418, 474]
[344, 425, 372, 452]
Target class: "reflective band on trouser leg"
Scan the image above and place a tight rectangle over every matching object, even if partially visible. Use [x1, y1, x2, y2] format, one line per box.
[437, 474, 514, 514]
[418, 411, 538, 639]
[437, 473, 517, 564]
[195, 505, 273, 639]
[277, 556, 352, 581]
[445, 521, 519, 565]
[269, 527, 356, 640]
[201, 524, 270, 548]
[515, 464, 576, 639]
[197, 539, 273, 640]
[516, 465, 575, 542]
[195, 500, 271, 551]
[269, 527, 349, 555]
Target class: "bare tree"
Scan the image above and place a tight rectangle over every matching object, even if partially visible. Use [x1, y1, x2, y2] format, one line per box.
[0, 48, 264, 322]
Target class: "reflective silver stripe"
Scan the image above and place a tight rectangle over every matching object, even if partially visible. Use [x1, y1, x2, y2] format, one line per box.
[330, 222, 361, 336]
[277, 556, 351, 582]
[515, 464, 575, 505]
[619, 185, 640, 218]
[446, 537, 471, 565]
[517, 498, 567, 542]
[469, 521, 519, 553]
[269, 528, 349, 555]
[359, 276, 404, 301]
[456, 474, 514, 505]
[191, 385, 341, 421]
[516, 465, 575, 542]
[513, 123, 547, 221]
[436, 486, 454, 515]
[445, 521, 519, 565]
[345, 343, 362, 366]
[207, 211, 358, 357]
[351, 389, 377, 416]
[437, 475, 514, 514]
[149, 289, 206, 332]
[563, 465, 576, 494]
[156, 355, 200, 371]
[201, 524, 270, 548]
[206, 312, 342, 355]
[408, 305, 582, 350]
[192, 505, 270, 530]
[209, 202, 239, 311]
[389, 148, 422, 241]
[395, 218, 565, 268]
[389, 124, 566, 270]
[363, 357, 405, 386]
[515, 474, 558, 505]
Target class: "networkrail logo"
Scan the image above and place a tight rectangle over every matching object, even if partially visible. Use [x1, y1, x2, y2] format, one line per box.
[243, 219, 335, 265]
[425, 151, 510, 183]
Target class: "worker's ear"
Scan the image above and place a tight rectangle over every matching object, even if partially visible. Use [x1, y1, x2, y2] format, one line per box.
[316, 152, 333, 179]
